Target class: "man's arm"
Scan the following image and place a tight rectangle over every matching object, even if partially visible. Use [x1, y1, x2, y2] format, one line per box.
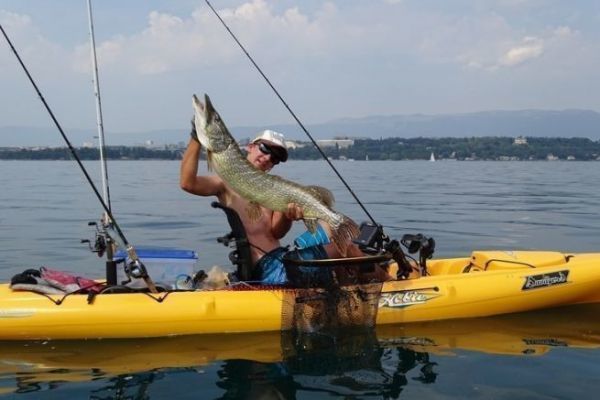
[271, 203, 303, 239]
[180, 138, 224, 196]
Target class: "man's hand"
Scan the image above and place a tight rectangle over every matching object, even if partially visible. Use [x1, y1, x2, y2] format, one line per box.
[190, 118, 200, 143]
[284, 203, 304, 221]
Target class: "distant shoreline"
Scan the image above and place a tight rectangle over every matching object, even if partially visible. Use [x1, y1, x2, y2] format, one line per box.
[2, 136, 600, 161]
[1, 159, 597, 162]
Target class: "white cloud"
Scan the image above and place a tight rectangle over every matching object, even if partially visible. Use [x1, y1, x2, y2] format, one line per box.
[499, 36, 544, 66]
[13, 2, 576, 79]
[456, 23, 584, 72]
[554, 26, 573, 38]
[0, 10, 65, 70]
[2, 1, 599, 131]
[69, 0, 346, 76]
[73, 9, 210, 75]
[0, 9, 32, 29]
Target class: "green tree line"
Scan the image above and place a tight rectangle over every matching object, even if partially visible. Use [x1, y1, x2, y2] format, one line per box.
[2, 137, 600, 161]
[0, 146, 182, 160]
[289, 137, 600, 161]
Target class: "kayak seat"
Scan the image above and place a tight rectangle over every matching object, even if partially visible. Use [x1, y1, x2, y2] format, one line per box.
[211, 202, 255, 281]
[470, 251, 569, 271]
[210, 202, 392, 286]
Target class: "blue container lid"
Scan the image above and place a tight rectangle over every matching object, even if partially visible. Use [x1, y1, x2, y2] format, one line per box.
[115, 247, 198, 260]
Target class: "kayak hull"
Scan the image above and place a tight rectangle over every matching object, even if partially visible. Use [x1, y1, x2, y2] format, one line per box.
[1, 305, 600, 386]
[1, 251, 600, 340]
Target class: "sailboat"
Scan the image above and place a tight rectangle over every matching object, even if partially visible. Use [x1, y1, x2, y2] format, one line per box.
[429, 152, 435, 162]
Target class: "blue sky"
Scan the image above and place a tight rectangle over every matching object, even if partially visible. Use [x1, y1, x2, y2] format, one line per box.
[1, 0, 599, 135]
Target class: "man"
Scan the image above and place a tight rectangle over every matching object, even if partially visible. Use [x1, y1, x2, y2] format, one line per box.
[180, 128, 382, 284]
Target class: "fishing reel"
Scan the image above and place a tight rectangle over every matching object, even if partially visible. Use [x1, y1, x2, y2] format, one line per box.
[81, 221, 107, 257]
[123, 259, 150, 280]
[353, 223, 435, 279]
[401, 233, 435, 275]
[353, 222, 413, 279]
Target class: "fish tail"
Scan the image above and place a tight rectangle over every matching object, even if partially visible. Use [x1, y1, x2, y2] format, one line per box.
[330, 214, 360, 257]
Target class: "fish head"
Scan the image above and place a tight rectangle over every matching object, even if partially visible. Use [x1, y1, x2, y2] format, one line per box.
[192, 94, 234, 152]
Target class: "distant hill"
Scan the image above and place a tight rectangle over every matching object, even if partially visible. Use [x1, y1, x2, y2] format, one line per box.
[254, 109, 600, 141]
[2, 109, 600, 147]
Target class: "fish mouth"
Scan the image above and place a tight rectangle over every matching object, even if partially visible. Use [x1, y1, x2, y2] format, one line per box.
[204, 94, 216, 121]
[192, 94, 207, 127]
[192, 94, 205, 113]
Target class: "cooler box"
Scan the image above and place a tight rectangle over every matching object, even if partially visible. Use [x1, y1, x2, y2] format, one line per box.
[115, 248, 198, 287]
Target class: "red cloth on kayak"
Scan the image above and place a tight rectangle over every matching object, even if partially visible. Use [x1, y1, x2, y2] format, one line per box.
[39, 267, 104, 293]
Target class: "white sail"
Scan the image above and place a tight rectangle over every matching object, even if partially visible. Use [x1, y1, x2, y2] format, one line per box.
[429, 152, 436, 162]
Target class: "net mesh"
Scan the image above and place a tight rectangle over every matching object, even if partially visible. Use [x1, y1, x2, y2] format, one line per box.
[281, 282, 384, 333]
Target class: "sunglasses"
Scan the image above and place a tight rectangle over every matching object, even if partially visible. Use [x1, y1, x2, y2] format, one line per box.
[257, 142, 281, 164]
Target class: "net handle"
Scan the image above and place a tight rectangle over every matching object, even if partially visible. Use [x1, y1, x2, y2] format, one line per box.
[282, 254, 391, 267]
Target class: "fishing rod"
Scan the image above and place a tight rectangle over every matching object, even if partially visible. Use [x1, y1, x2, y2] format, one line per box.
[204, 0, 378, 227]
[87, 0, 111, 215]
[86, 0, 119, 288]
[0, 23, 158, 293]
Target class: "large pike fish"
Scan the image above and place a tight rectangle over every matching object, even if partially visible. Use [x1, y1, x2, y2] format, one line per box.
[192, 93, 359, 256]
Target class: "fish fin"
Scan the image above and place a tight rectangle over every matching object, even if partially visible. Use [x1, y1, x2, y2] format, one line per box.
[245, 202, 263, 222]
[192, 94, 212, 150]
[305, 186, 335, 208]
[303, 218, 319, 234]
[330, 214, 360, 257]
[206, 151, 214, 172]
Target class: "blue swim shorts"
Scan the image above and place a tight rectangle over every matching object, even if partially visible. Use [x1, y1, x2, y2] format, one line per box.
[258, 224, 330, 285]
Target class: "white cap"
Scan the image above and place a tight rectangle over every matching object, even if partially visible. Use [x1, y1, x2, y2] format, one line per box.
[251, 129, 288, 162]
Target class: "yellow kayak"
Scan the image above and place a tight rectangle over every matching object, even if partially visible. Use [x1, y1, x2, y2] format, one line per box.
[0, 304, 598, 388]
[1, 250, 600, 340]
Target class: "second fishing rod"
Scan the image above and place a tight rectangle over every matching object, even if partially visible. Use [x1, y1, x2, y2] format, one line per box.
[0, 23, 158, 293]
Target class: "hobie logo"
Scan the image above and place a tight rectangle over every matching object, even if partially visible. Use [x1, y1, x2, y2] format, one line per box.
[379, 291, 435, 308]
[523, 338, 568, 347]
[522, 270, 569, 290]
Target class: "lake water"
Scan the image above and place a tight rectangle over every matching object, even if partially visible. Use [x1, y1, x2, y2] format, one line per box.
[1, 160, 600, 398]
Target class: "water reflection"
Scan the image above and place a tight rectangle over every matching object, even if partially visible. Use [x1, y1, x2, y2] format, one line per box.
[214, 330, 438, 399]
[285, 331, 439, 397]
[1, 304, 599, 398]
[90, 372, 164, 400]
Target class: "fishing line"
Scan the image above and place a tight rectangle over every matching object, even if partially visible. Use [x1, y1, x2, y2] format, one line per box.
[0, 24, 136, 260]
[204, 0, 378, 226]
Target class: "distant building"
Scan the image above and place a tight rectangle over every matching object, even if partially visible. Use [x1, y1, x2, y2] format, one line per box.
[284, 140, 306, 149]
[316, 139, 354, 148]
[142, 140, 166, 149]
[498, 156, 520, 161]
[513, 136, 528, 145]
